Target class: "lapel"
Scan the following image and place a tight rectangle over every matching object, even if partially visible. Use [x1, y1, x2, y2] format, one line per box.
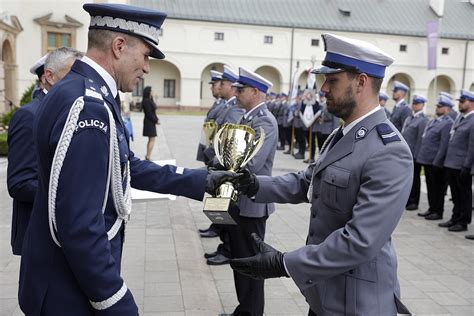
[315, 109, 387, 175]
[71, 60, 124, 129]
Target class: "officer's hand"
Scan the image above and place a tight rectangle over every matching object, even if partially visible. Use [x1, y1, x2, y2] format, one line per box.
[230, 233, 289, 280]
[234, 168, 259, 197]
[206, 170, 241, 195]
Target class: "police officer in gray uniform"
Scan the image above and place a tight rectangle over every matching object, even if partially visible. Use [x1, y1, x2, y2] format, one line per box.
[402, 95, 429, 210]
[438, 90, 474, 232]
[196, 70, 225, 162]
[315, 91, 339, 154]
[219, 67, 278, 316]
[379, 91, 391, 118]
[390, 81, 412, 131]
[229, 33, 412, 316]
[416, 95, 455, 220]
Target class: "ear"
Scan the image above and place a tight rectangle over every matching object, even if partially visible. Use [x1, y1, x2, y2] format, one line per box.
[111, 35, 127, 59]
[355, 73, 369, 92]
[43, 69, 56, 86]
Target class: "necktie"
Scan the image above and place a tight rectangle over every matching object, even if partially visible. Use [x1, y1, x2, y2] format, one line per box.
[115, 93, 121, 107]
[328, 127, 343, 151]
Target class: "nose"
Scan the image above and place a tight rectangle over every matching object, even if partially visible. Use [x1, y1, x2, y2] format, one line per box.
[143, 57, 150, 74]
[320, 81, 329, 95]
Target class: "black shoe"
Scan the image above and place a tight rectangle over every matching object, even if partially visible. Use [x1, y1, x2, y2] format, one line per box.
[277, 146, 285, 150]
[405, 204, 418, 211]
[448, 223, 467, 232]
[425, 213, 443, 220]
[438, 220, 456, 228]
[294, 153, 305, 159]
[199, 230, 219, 238]
[204, 251, 218, 259]
[283, 150, 291, 154]
[465, 235, 474, 240]
[418, 210, 433, 217]
[206, 254, 230, 265]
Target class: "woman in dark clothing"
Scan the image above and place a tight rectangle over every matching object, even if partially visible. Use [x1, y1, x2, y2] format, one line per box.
[142, 86, 159, 160]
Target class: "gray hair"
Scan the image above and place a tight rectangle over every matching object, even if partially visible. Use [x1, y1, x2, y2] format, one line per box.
[44, 47, 84, 74]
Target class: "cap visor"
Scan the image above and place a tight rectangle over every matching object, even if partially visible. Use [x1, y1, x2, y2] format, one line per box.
[311, 66, 344, 75]
[232, 82, 245, 88]
[144, 39, 165, 59]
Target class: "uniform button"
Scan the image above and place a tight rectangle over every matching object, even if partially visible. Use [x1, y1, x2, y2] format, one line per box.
[311, 212, 316, 219]
[306, 279, 313, 284]
[309, 231, 314, 237]
[349, 270, 354, 274]
[314, 193, 319, 199]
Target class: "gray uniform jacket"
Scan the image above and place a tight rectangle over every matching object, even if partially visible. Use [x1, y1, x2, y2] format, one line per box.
[390, 100, 411, 131]
[315, 104, 339, 135]
[416, 115, 454, 167]
[197, 98, 226, 161]
[401, 112, 429, 160]
[444, 113, 474, 170]
[276, 101, 287, 125]
[292, 102, 304, 129]
[215, 97, 245, 126]
[254, 109, 413, 316]
[383, 107, 391, 119]
[238, 103, 277, 218]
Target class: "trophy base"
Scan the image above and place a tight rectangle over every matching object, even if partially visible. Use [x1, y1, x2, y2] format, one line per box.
[203, 197, 237, 225]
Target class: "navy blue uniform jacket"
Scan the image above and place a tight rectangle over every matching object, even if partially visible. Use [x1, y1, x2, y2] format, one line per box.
[19, 60, 207, 315]
[7, 91, 45, 255]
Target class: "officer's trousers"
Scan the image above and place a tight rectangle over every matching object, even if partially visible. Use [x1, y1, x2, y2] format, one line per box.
[424, 164, 446, 215]
[407, 161, 422, 206]
[446, 167, 472, 225]
[228, 205, 267, 316]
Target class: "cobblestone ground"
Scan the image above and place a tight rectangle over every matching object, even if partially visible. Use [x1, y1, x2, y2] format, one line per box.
[1, 112, 473, 315]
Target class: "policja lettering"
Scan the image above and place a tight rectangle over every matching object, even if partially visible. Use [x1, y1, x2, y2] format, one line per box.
[75, 119, 108, 134]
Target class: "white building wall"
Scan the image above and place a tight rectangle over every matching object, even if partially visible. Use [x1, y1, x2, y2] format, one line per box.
[3, 0, 473, 111]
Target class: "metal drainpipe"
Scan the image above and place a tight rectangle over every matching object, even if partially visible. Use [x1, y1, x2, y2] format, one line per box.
[461, 40, 469, 89]
[289, 26, 295, 91]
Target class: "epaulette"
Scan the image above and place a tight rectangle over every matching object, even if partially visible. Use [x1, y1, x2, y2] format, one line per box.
[84, 79, 104, 102]
[376, 123, 400, 145]
[256, 109, 267, 117]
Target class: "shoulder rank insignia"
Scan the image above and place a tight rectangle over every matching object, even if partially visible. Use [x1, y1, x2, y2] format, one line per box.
[376, 123, 400, 145]
[355, 126, 367, 140]
[100, 85, 109, 97]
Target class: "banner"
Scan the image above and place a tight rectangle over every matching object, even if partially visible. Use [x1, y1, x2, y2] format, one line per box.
[427, 21, 439, 70]
[289, 67, 300, 106]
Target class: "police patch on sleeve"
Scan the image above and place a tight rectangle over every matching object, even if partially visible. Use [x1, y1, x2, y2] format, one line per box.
[376, 123, 400, 144]
[75, 119, 108, 134]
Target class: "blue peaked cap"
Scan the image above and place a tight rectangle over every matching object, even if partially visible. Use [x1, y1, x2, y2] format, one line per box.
[379, 91, 389, 101]
[412, 94, 427, 104]
[312, 33, 394, 78]
[392, 81, 409, 92]
[222, 65, 239, 82]
[458, 89, 474, 102]
[83, 3, 167, 59]
[232, 67, 273, 93]
[209, 70, 222, 83]
[437, 95, 454, 108]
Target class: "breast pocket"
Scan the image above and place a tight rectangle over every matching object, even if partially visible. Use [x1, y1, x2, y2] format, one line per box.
[321, 166, 351, 213]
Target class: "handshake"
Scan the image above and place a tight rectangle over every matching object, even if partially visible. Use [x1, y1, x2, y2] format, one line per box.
[205, 168, 259, 198]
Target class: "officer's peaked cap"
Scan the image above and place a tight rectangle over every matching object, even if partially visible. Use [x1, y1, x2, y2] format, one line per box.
[83, 3, 167, 59]
[437, 95, 454, 108]
[209, 70, 223, 83]
[232, 67, 273, 93]
[439, 91, 453, 100]
[222, 65, 239, 82]
[457, 89, 474, 102]
[392, 81, 409, 92]
[29, 54, 48, 79]
[312, 33, 394, 78]
[379, 91, 389, 101]
[412, 94, 427, 104]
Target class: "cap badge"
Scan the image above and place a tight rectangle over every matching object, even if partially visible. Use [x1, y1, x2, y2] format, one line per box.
[100, 85, 109, 97]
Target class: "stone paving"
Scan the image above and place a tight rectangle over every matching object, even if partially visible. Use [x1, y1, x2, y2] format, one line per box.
[0, 112, 473, 316]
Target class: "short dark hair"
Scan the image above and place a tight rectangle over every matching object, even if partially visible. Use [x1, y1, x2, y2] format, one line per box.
[346, 72, 383, 95]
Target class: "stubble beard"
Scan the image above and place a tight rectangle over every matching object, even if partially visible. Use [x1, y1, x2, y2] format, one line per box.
[326, 85, 357, 120]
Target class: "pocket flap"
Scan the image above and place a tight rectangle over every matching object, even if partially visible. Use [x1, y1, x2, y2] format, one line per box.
[323, 166, 350, 188]
[344, 260, 377, 282]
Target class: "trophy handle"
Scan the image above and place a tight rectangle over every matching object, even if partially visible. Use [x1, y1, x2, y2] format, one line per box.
[213, 124, 226, 167]
[240, 127, 265, 168]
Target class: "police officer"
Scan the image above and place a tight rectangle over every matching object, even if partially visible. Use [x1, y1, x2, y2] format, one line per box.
[275, 93, 288, 150]
[439, 91, 459, 121]
[217, 67, 278, 316]
[314, 91, 339, 160]
[7, 48, 83, 256]
[301, 89, 320, 163]
[402, 94, 429, 211]
[438, 90, 474, 232]
[416, 95, 455, 220]
[196, 70, 225, 162]
[229, 33, 412, 316]
[379, 91, 391, 118]
[390, 81, 412, 131]
[18, 4, 235, 315]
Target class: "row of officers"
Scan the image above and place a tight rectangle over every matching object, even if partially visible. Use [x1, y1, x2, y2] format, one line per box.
[200, 72, 474, 239]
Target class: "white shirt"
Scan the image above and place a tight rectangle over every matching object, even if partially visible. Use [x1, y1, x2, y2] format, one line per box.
[463, 110, 474, 118]
[243, 102, 265, 120]
[414, 110, 424, 117]
[342, 105, 381, 135]
[81, 56, 118, 98]
[395, 98, 406, 108]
